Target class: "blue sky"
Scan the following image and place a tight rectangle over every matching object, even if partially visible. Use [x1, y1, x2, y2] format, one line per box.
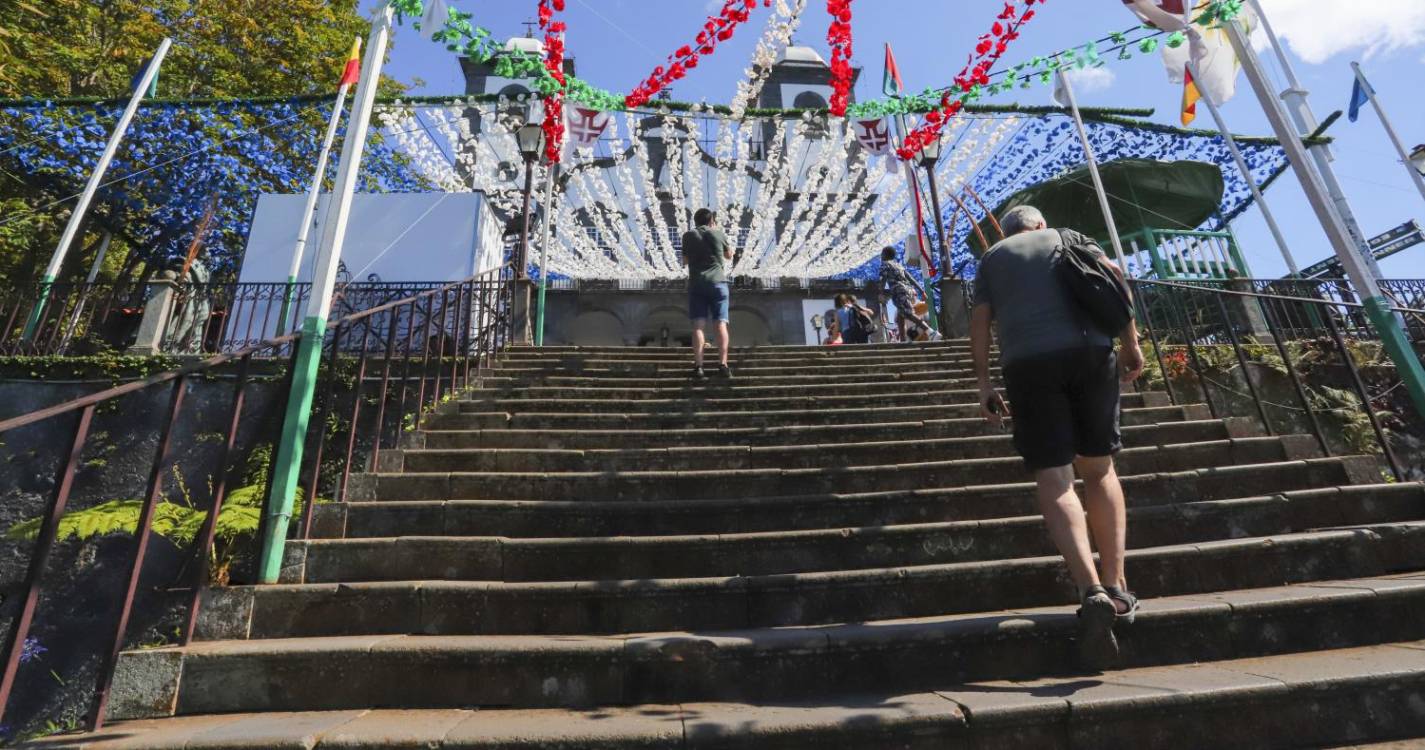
[376, 1, 1425, 279]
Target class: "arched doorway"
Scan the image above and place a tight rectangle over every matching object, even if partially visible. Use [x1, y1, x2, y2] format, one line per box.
[728, 308, 773, 347]
[638, 307, 693, 348]
[567, 310, 625, 346]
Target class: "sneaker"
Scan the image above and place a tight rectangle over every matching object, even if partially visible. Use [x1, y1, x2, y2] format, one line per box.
[717, 364, 734, 379]
[692, 366, 708, 381]
[1076, 586, 1120, 672]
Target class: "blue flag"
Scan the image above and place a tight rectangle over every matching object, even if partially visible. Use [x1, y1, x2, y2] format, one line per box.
[1348, 74, 1373, 123]
[129, 55, 161, 98]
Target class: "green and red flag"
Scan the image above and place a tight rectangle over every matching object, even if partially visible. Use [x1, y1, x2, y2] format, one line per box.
[883, 42, 905, 97]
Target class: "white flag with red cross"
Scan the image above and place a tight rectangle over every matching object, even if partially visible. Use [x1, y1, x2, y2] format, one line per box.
[564, 107, 612, 158]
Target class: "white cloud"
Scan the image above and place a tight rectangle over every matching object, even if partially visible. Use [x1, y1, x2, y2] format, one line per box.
[1064, 66, 1117, 94]
[1254, 0, 1425, 63]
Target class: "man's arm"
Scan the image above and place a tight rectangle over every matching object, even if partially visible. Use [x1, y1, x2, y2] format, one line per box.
[971, 302, 1007, 425]
[1098, 255, 1144, 383]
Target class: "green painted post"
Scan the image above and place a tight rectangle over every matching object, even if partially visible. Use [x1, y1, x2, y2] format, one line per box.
[257, 5, 392, 584]
[1365, 297, 1425, 420]
[275, 276, 298, 337]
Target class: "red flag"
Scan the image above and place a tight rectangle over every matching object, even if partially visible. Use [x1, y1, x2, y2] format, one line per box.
[883, 43, 905, 97]
[1181, 65, 1201, 126]
[338, 38, 362, 88]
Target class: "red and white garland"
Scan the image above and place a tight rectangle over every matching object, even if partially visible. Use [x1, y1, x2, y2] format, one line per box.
[624, 0, 767, 110]
[897, 0, 1043, 159]
[826, 0, 854, 116]
[538, 0, 567, 163]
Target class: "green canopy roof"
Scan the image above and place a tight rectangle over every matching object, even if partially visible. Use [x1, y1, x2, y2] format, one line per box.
[979, 159, 1226, 256]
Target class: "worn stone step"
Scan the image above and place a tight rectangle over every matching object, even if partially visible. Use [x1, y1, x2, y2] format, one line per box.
[420, 415, 1232, 451]
[469, 376, 1001, 403]
[54, 640, 1425, 748]
[365, 437, 1319, 503]
[126, 573, 1425, 718]
[286, 486, 1425, 586]
[490, 356, 986, 379]
[256, 521, 1425, 638]
[427, 400, 1190, 432]
[396, 419, 1250, 473]
[458, 381, 1085, 416]
[480, 366, 1000, 390]
[319, 466, 1397, 541]
[499, 342, 977, 362]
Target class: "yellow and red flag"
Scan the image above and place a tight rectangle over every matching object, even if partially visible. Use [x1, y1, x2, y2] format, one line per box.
[338, 38, 362, 88]
[1181, 65, 1201, 126]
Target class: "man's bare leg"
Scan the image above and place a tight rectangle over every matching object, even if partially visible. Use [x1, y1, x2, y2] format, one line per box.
[1034, 464, 1100, 595]
[691, 319, 707, 370]
[1075, 455, 1128, 595]
[715, 320, 729, 367]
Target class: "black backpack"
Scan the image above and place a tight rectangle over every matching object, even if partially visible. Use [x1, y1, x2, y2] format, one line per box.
[1052, 229, 1134, 338]
[851, 304, 879, 336]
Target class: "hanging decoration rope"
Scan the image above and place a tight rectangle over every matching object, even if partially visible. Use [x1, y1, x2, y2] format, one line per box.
[625, 0, 767, 110]
[898, 0, 1044, 159]
[826, 0, 855, 117]
[539, 0, 567, 163]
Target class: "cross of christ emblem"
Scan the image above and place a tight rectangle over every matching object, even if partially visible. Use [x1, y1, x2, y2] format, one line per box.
[568, 108, 610, 148]
[855, 118, 891, 155]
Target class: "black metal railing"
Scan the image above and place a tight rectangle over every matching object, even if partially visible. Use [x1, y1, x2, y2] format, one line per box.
[1130, 278, 1424, 482]
[0, 267, 514, 735]
[0, 282, 149, 356]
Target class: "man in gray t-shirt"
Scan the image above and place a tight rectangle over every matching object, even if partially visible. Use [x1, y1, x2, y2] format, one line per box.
[969, 205, 1144, 671]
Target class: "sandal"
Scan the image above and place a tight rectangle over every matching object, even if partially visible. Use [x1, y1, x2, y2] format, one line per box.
[1105, 586, 1140, 625]
[1076, 585, 1120, 672]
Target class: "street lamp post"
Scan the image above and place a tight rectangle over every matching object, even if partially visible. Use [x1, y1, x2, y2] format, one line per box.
[919, 139, 952, 333]
[513, 115, 545, 345]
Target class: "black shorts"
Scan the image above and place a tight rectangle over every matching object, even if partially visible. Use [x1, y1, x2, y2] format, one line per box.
[1002, 347, 1122, 471]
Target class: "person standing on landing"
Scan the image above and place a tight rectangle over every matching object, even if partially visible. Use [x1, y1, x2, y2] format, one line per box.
[681, 208, 734, 380]
[969, 205, 1145, 671]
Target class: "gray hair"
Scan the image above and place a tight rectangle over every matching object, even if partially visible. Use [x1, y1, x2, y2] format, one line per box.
[1000, 205, 1047, 236]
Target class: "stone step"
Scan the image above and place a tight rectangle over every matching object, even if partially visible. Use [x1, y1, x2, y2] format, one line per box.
[287, 486, 1425, 587]
[258, 520, 1425, 638]
[125, 572, 1425, 719]
[320, 464, 1394, 541]
[428, 400, 1191, 432]
[499, 341, 976, 361]
[58, 640, 1425, 748]
[469, 375, 1000, 402]
[480, 366, 999, 389]
[363, 437, 1320, 503]
[489, 356, 986, 378]
[421, 415, 1233, 451]
[456, 383, 1083, 416]
[397, 418, 1248, 473]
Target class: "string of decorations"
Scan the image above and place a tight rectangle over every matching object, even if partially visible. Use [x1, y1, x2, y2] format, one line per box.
[897, 0, 1045, 159]
[729, 0, 809, 120]
[825, 0, 855, 117]
[538, 0, 567, 163]
[624, 0, 767, 110]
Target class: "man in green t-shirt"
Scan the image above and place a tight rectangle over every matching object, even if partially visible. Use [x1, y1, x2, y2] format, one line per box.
[680, 208, 735, 380]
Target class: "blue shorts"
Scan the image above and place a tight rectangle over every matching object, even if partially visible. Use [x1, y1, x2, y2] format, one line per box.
[689, 282, 730, 323]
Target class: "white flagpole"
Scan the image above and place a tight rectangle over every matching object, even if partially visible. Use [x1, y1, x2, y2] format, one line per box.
[1189, 72, 1299, 276]
[277, 36, 362, 336]
[258, 3, 394, 584]
[23, 38, 171, 341]
[535, 163, 556, 346]
[1056, 69, 1128, 275]
[1352, 62, 1425, 206]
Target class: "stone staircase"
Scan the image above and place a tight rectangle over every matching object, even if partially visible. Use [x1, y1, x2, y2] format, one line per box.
[39, 341, 1425, 748]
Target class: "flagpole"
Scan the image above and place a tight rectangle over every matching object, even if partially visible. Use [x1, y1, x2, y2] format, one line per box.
[1352, 63, 1425, 206]
[1226, 20, 1425, 420]
[22, 38, 171, 343]
[257, 4, 393, 584]
[892, 111, 939, 334]
[1243, 0, 1386, 284]
[1055, 69, 1128, 275]
[277, 37, 362, 337]
[535, 163, 556, 346]
[1181, 66, 1298, 276]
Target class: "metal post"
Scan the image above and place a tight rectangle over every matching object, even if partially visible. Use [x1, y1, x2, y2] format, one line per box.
[278, 39, 361, 336]
[514, 156, 537, 345]
[1227, 20, 1425, 422]
[536, 163, 556, 346]
[924, 162, 951, 332]
[1351, 62, 1425, 206]
[1186, 61, 1299, 276]
[1055, 69, 1128, 273]
[1246, 0, 1387, 282]
[22, 40, 170, 341]
[258, 3, 392, 584]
